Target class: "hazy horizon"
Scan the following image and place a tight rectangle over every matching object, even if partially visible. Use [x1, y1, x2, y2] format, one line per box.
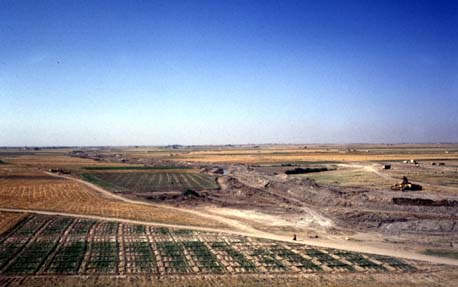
[1, 0, 457, 146]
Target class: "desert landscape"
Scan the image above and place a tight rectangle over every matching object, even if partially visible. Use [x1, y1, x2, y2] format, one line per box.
[2, 1, 456, 286]
[0, 145, 457, 286]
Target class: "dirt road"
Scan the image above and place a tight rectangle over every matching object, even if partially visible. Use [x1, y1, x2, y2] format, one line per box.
[45, 172, 261, 234]
[229, 172, 335, 228]
[340, 163, 458, 192]
[40, 172, 458, 266]
[1, 206, 458, 266]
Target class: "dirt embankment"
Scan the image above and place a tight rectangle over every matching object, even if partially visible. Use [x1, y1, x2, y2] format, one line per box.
[393, 197, 458, 207]
[223, 165, 458, 246]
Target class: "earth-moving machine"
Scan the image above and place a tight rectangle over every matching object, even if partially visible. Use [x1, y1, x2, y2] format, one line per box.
[391, 176, 422, 191]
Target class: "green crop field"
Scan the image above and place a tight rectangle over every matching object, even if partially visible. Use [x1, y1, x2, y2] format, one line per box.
[83, 166, 191, 170]
[0, 214, 416, 277]
[81, 172, 219, 192]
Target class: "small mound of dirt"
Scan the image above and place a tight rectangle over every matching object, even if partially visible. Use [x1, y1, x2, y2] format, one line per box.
[285, 167, 328, 175]
[183, 189, 201, 197]
[393, 197, 458, 207]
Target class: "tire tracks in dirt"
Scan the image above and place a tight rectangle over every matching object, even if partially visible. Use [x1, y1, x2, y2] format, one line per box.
[33, 172, 458, 266]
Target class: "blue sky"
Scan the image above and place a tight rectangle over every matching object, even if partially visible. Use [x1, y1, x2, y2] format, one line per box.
[1, 0, 457, 146]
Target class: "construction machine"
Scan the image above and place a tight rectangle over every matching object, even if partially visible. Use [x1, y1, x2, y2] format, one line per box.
[391, 176, 422, 191]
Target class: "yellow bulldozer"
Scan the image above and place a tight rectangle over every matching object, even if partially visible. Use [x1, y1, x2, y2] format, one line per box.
[391, 176, 422, 191]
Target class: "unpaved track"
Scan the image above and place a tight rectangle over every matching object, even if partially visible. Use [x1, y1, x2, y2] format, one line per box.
[45, 172, 259, 234]
[230, 173, 334, 228]
[1, 206, 458, 266]
[341, 163, 458, 192]
[39, 172, 458, 266]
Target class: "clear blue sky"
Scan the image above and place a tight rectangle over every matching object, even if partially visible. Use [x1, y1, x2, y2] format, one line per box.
[1, 0, 457, 146]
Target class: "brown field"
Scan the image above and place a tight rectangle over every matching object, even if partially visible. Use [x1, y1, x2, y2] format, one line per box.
[5, 269, 458, 287]
[300, 168, 393, 190]
[115, 145, 458, 164]
[0, 211, 25, 235]
[1, 145, 458, 286]
[4, 154, 129, 168]
[0, 170, 224, 229]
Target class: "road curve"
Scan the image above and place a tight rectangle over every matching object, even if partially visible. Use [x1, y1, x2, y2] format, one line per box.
[36, 172, 458, 266]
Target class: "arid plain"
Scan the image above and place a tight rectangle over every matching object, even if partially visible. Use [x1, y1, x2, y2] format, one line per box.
[0, 144, 457, 286]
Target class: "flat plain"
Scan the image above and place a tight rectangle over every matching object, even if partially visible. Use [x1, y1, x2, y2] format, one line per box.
[0, 145, 457, 286]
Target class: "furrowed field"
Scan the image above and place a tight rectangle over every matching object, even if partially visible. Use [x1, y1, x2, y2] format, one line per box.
[0, 170, 224, 228]
[0, 214, 415, 277]
[81, 172, 219, 193]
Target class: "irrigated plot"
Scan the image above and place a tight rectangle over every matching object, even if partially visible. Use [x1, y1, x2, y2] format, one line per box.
[210, 241, 257, 273]
[329, 249, 386, 271]
[46, 240, 87, 274]
[250, 246, 289, 272]
[0, 214, 418, 277]
[371, 254, 416, 271]
[156, 241, 189, 273]
[67, 219, 96, 236]
[124, 240, 157, 273]
[85, 241, 119, 274]
[4, 240, 58, 275]
[81, 172, 219, 192]
[303, 248, 354, 271]
[183, 241, 223, 273]
[272, 244, 322, 272]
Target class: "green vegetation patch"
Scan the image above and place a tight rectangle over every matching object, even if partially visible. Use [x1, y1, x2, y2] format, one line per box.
[124, 241, 157, 273]
[251, 247, 288, 271]
[86, 241, 119, 273]
[173, 229, 194, 236]
[272, 245, 322, 271]
[371, 254, 415, 271]
[80, 173, 121, 192]
[83, 166, 191, 170]
[153, 227, 170, 235]
[330, 250, 386, 271]
[156, 241, 189, 273]
[5, 240, 57, 275]
[183, 241, 223, 272]
[41, 217, 73, 236]
[68, 219, 96, 236]
[81, 172, 218, 192]
[304, 249, 353, 271]
[211, 241, 256, 271]
[47, 241, 87, 274]
[94, 222, 119, 236]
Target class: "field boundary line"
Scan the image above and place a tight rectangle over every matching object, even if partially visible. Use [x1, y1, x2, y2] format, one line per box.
[1, 207, 458, 267]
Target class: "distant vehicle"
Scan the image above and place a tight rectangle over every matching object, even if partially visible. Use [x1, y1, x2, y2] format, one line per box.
[391, 176, 422, 191]
[48, 168, 71, 174]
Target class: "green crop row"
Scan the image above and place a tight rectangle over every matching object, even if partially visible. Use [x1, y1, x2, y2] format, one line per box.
[156, 241, 188, 273]
[47, 241, 87, 274]
[330, 250, 386, 271]
[124, 241, 157, 273]
[183, 241, 223, 272]
[83, 166, 191, 170]
[272, 245, 322, 271]
[67, 219, 96, 236]
[86, 242, 119, 273]
[371, 255, 415, 271]
[304, 249, 353, 271]
[251, 247, 288, 271]
[211, 242, 256, 271]
[41, 217, 73, 236]
[4, 240, 57, 275]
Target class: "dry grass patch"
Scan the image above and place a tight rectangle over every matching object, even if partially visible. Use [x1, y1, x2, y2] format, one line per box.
[303, 168, 392, 190]
[0, 175, 224, 228]
[0, 212, 26, 235]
